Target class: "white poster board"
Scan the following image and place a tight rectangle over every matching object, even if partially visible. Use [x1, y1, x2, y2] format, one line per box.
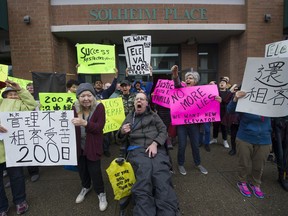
[265, 40, 288, 58]
[123, 35, 151, 75]
[236, 57, 288, 117]
[0, 110, 77, 167]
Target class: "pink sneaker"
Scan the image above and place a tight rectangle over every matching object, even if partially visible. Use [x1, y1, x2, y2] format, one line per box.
[249, 183, 264, 199]
[237, 182, 251, 197]
[16, 200, 29, 215]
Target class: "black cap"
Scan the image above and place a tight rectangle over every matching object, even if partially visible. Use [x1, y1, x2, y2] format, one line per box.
[120, 80, 130, 86]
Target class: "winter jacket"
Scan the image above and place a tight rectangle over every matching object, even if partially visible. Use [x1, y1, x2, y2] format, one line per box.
[117, 107, 167, 148]
[73, 100, 105, 161]
[0, 89, 38, 163]
[227, 100, 271, 145]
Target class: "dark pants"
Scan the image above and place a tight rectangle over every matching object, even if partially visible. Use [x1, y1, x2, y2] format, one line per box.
[213, 122, 227, 140]
[77, 156, 105, 194]
[27, 166, 39, 176]
[0, 163, 26, 212]
[230, 124, 239, 151]
[128, 147, 179, 216]
[177, 124, 201, 166]
[103, 132, 112, 153]
[272, 118, 288, 173]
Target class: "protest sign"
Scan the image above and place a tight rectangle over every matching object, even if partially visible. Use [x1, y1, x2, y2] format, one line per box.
[7, 76, 32, 89]
[123, 35, 151, 75]
[0, 110, 77, 167]
[169, 85, 220, 125]
[76, 43, 116, 74]
[101, 98, 125, 133]
[152, 79, 175, 108]
[236, 57, 288, 117]
[39, 93, 76, 111]
[0, 64, 8, 81]
[265, 40, 288, 58]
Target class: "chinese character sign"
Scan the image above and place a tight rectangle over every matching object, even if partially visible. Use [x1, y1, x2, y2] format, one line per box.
[76, 44, 116, 74]
[123, 35, 151, 75]
[265, 40, 288, 58]
[39, 93, 77, 111]
[169, 85, 220, 125]
[236, 57, 288, 117]
[101, 98, 125, 133]
[0, 110, 77, 167]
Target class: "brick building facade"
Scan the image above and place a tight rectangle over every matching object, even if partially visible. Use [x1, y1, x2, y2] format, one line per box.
[6, 0, 284, 85]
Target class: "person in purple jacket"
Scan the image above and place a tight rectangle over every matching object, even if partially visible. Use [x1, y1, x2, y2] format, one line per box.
[71, 83, 108, 211]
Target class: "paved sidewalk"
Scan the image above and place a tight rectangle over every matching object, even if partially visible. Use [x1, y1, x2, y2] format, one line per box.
[3, 141, 288, 216]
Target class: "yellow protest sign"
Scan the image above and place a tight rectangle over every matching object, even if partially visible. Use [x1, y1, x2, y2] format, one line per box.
[76, 44, 116, 74]
[0, 64, 8, 81]
[7, 76, 32, 89]
[39, 93, 77, 111]
[102, 98, 125, 133]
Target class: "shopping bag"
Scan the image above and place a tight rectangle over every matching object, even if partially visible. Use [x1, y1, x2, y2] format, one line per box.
[106, 158, 136, 200]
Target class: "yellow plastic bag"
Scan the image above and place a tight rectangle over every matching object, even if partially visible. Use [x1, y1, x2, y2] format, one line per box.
[106, 159, 136, 200]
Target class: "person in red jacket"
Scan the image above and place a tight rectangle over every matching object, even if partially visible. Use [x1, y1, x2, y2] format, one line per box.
[71, 83, 108, 211]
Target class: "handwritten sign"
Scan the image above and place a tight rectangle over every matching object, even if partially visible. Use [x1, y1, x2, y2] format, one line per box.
[39, 93, 76, 111]
[7, 76, 32, 89]
[76, 43, 116, 74]
[0, 110, 77, 167]
[265, 40, 288, 58]
[236, 57, 288, 117]
[152, 79, 186, 108]
[169, 85, 220, 125]
[0, 64, 8, 81]
[123, 35, 151, 75]
[102, 98, 125, 133]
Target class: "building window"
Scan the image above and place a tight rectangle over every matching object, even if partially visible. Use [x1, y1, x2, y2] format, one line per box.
[197, 44, 218, 85]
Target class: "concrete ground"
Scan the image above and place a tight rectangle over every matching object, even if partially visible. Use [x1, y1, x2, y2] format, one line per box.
[3, 139, 288, 216]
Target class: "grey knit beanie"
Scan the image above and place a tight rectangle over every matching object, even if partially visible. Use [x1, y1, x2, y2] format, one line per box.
[76, 83, 96, 98]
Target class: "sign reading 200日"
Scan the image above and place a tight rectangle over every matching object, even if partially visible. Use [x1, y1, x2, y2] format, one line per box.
[0, 110, 77, 167]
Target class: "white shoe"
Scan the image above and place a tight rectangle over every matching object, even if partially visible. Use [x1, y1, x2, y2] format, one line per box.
[197, 165, 208, 175]
[209, 138, 217, 144]
[75, 186, 92, 203]
[223, 140, 230, 148]
[98, 193, 108, 211]
[178, 166, 187, 175]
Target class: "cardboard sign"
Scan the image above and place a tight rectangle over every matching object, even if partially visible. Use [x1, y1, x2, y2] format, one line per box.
[152, 79, 176, 108]
[76, 43, 116, 74]
[169, 85, 220, 125]
[123, 35, 151, 75]
[0, 110, 77, 167]
[39, 93, 76, 111]
[0, 64, 8, 81]
[236, 57, 288, 117]
[7, 76, 32, 89]
[265, 40, 288, 58]
[101, 98, 125, 133]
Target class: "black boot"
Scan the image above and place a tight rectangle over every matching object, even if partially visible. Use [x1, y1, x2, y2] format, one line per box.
[278, 171, 288, 191]
[229, 149, 236, 156]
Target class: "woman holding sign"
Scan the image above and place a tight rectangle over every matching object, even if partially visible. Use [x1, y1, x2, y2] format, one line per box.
[0, 80, 38, 215]
[71, 83, 108, 211]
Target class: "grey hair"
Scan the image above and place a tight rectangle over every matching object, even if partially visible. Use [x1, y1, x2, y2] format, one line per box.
[185, 71, 200, 84]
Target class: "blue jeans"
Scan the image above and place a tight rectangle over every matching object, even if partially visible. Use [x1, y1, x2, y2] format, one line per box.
[0, 163, 26, 212]
[177, 124, 201, 166]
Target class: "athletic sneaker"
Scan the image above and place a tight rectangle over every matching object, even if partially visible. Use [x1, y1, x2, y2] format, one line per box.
[98, 193, 108, 211]
[249, 183, 264, 199]
[237, 182, 251, 197]
[223, 140, 230, 148]
[197, 165, 208, 175]
[209, 138, 217, 144]
[75, 186, 92, 203]
[16, 200, 28, 215]
[178, 166, 187, 175]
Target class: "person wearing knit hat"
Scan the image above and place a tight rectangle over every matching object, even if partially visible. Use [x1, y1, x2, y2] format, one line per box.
[76, 83, 96, 98]
[72, 82, 108, 211]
